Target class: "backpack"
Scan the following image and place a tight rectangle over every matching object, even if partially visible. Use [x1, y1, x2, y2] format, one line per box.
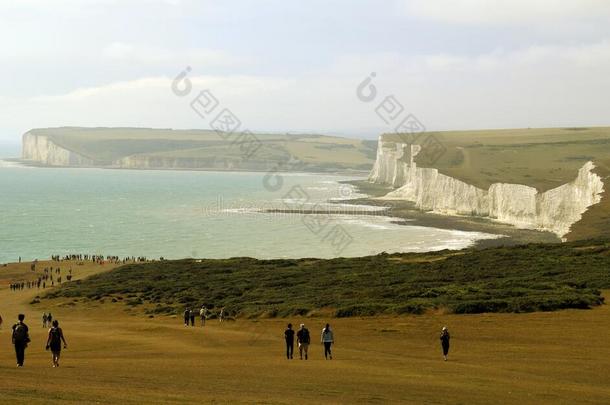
[13, 323, 29, 343]
[300, 328, 310, 343]
[50, 327, 61, 345]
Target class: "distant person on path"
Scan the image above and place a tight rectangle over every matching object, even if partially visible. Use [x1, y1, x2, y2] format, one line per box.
[47, 312, 53, 326]
[190, 309, 196, 327]
[42, 312, 48, 328]
[219, 307, 225, 323]
[184, 309, 190, 327]
[284, 323, 295, 359]
[296, 324, 310, 360]
[46, 320, 68, 367]
[440, 326, 450, 361]
[199, 307, 207, 326]
[12, 314, 30, 367]
[321, 323, 334, 360]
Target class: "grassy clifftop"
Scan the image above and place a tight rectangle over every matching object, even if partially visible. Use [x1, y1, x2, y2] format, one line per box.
[383, 126, 610, 192]
[45, 239, 610, 317]
[25, 127, 377, 172]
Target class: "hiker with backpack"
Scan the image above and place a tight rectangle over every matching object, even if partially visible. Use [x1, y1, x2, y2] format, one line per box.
[321, 323, 334, 360]
[284, 323, 295, 359]
[296, 324, 311, 360]
[46, 320, 68, 367]
[12, 314, 30, 367]
[440, 326, 450, 361]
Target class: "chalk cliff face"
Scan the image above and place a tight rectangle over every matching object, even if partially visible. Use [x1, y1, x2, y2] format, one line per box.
[369, 139, 605, 238]
[22, 132, 93, 166]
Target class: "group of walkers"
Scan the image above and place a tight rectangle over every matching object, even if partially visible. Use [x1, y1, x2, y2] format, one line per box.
[183, 306, 220, 326]
[9, 266, 72, 292]
[284, 323, 335, 360]
[7, 314, 67, 368]
[283, 323, 450, 361]
[7, 254, 154, 294]
[7, 252, 155, 294]
[42, 312, 54, 328]
[181, 308, 452, 361]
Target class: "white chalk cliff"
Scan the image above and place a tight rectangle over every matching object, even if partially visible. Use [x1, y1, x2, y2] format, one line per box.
[22, 132, 94, 166]
[369, 138, 605, 238]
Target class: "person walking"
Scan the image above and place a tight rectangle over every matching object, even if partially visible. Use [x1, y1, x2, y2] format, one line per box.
[190, 309, 196, 327]
[296, 324, 310, 360]
[219, 307, 225, 323]
[12, 314, 30, 367]
[284, 323, 295, 359]
[183, 308, 190, 327]
[42, 312, 48, 328]
[440, 326, 450, 361]
[199, 306, 207, 327]
[46, 320, 68, 367]
[321, 323, 334, 360]
[47, 312, 53, 326]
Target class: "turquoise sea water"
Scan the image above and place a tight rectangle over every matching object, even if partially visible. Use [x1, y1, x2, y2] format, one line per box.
[0, 161, 498, 262]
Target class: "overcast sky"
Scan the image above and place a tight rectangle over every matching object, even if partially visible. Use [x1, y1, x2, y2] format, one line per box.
[1, 0, 610, 145]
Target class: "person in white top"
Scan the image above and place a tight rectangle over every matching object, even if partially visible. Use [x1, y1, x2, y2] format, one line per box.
[321, 323, 334, 360]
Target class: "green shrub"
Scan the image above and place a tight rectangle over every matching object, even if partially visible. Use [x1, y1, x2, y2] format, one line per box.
[43, 239, 610, 317]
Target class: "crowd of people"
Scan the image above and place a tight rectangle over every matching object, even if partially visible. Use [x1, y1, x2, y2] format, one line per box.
[7, 253, 153, 293]
[9, 266, 72, 292]
[51, 254, 149, 265]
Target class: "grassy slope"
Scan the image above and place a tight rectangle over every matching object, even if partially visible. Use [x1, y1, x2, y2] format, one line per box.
[2, 260, 610, 403]
[45, 240, 610, 317]
[26, 127, 376, 172]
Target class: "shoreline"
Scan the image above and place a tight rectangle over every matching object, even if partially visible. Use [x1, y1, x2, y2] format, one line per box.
[2, 158, 371, 177]
[0, 166, 559, 262]
[337, 179, 561, 248]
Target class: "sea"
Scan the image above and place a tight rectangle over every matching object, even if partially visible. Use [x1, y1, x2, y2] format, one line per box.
[0, 160, 500, 262]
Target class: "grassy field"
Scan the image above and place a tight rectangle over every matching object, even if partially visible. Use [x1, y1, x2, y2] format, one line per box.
[43, 240, 610, 317]
[1, 259, 610, 403]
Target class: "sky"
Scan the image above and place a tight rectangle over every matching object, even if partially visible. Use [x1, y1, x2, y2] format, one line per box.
[1, 0, 610, 146]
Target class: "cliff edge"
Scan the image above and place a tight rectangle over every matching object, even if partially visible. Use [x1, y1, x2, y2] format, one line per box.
[22, 131, 95, 166]
[369, 136, 606, 239]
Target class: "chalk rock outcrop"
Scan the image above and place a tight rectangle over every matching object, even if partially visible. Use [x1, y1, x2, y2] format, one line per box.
[369, 138, 604, 238]
[22, 132, 93, 166]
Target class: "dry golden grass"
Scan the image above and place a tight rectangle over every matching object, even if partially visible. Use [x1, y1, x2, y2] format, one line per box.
[0, 261, 609, 404]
